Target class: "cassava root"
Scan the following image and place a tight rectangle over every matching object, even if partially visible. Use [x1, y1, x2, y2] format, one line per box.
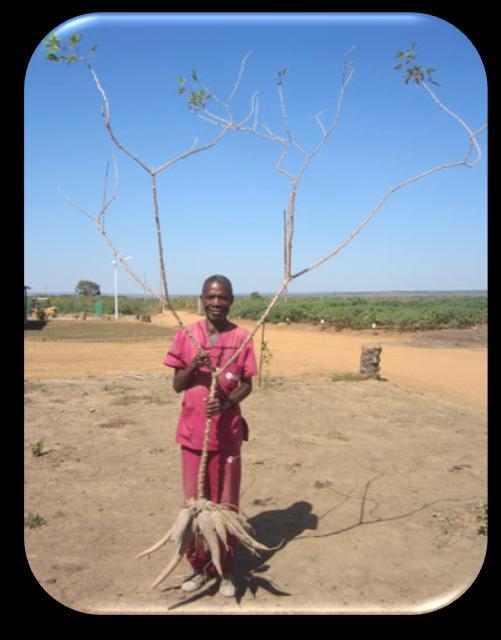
[137, 498, 280, 589]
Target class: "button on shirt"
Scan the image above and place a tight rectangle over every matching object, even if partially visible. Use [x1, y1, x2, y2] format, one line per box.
[163, 321, 258, 453]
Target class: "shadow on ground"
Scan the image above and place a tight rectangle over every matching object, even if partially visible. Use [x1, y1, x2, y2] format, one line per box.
[165, 501, 318, 610]
[24, 320, 47, 330]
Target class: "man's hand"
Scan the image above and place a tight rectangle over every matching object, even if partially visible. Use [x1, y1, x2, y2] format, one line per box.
[204, 396, 222, 417]
[173, 349, 213, 393]
[192, 348, 212, 370]
[204, 396, 237, 417]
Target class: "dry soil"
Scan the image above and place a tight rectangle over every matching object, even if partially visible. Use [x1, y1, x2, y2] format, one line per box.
[24, 313, 487, 614]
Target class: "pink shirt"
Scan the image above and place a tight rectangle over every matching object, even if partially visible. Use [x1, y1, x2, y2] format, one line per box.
[163, 320, 258, 453]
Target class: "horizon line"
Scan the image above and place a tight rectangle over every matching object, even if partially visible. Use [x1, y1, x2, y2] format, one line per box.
[27, 288, 488, 297]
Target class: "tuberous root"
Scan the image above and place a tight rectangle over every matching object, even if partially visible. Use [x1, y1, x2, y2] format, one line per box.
[138, 499, 279, 589]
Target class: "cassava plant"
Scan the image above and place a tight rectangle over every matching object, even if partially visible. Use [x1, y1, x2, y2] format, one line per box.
[46, 34, 486, 589]
[45, 32, 278, 588]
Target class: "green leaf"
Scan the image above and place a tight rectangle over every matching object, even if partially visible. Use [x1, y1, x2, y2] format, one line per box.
[58, 54, 77, 64]
[191, 69, 198, 82]
[46, 33, 60, 46]
[177, 86, 186, 94]
[177, 76, 185, 84]
[45, 40, 61, 53]
[394, 63, 402, 70]
[69, 32, 81, 44]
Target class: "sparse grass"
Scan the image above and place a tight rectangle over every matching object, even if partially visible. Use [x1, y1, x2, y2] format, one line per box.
[256, 376, 285, 397]
[331, 372, 375, 383]
[103, 382, 135, 395]
[31, 440, 45, 457]
[477, 502, 487, 536]
[25, 513, 47, 529]
[326, 429, 349, 441]
[405, 326, 487, 350]
[110, 395, 141, 406]
[98, 418, 136, 429]
[111, 393, 170, 405]
[258, 338, 274, 389]
[25, 381, 48, 393]
[103, 381, 171, 405]
[24, 320, 176, 342]
[258, 375, 285, 388]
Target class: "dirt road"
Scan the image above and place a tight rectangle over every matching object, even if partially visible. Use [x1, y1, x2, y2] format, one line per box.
[25, 312, 487, 408]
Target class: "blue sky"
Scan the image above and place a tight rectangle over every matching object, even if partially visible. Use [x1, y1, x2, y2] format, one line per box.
[24, 13, 487, 296]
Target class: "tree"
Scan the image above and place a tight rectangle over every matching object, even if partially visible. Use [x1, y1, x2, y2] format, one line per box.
[75, 280, 101, 296]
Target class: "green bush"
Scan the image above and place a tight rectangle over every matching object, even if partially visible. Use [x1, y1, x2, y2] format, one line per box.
[27, 293, 486, 330]
[231, 295, 486, 330]
[27, 295, 198, 317]
[24, 513, 47, 529]
[31, 439, 45, 457]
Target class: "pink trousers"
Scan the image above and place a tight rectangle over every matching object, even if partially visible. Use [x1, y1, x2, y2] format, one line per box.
[181, 446, 241, 575]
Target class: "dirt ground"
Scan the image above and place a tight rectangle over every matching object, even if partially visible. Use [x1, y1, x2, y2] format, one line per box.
[24, 313, 487, 614]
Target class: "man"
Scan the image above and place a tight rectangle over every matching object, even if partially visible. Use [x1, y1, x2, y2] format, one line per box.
[163, 275, 258, 597]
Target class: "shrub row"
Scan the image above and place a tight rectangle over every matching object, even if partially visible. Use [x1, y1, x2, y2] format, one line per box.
[28, 294, 487, 330]
[230, 295, 487, 330]
[27, 295, 198, 316]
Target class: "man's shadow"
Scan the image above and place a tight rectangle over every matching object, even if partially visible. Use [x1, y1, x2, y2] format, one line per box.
[234, 500, 318, 601]
[166, 501, 318, 609]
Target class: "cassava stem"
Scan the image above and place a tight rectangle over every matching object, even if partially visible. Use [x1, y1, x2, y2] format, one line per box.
[197, 374, 219, 500]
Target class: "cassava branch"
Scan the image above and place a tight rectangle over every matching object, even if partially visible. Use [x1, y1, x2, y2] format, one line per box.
[57, 161, 202, 350]
[54, 42, 258, 354]
[83, 52, 257, 314]
[195, 47, 356, 286]
[291, 82, 487, 281]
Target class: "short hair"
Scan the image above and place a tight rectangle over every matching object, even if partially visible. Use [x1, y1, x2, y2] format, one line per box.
[201, 274, 234, 300]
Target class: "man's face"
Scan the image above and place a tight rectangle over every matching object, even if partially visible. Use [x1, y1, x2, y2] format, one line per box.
[201, 280, 233, 324]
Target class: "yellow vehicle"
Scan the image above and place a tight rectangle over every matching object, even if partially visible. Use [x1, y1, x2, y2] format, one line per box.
[32, 297, 57, 319]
